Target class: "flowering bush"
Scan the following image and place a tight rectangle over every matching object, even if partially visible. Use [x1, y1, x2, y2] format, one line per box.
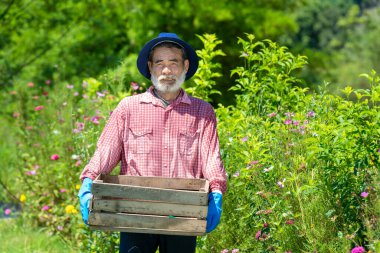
[1, 34, 379, 252]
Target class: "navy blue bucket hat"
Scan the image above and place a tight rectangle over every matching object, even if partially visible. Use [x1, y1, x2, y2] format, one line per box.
[137, 32, 199, 80]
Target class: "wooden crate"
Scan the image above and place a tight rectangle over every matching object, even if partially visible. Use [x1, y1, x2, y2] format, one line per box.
[88, 174, 209, 236]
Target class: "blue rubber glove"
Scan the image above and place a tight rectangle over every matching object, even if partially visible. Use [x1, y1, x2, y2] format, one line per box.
[78, 177, 93, 224]
[206, 192, 223, 233]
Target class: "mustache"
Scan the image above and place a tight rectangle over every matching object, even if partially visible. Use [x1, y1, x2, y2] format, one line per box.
[158, 75, 177, 81]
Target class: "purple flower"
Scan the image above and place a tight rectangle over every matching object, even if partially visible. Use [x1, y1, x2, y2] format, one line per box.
[232, 249, 239, 253]
[42, 205, 50, 211]
[91, 116, 100, 125]
[307, 111, 315, 117]
[293, 121, 300, 126]
[241, 136, 248, 142]
[378, 148, 380, 153]
[233, 171, 240, 177]
[57, 225, 63, 231]
[360, 192, 369, 198]
[351, 246, 365, 253]
[277, 181, 284, 188]
[284, 119, 292, 125]
[255, 230, 261, 240]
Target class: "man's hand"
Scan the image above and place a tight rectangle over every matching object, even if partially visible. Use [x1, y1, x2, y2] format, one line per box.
[77, 177, 93, 224]
[206, 191, 223, 233]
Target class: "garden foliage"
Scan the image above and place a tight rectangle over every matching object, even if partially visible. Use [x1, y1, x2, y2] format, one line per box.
[0, 34, 379, 252]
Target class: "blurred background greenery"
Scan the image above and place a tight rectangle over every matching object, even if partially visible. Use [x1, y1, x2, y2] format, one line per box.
[1, 0, 379, 105]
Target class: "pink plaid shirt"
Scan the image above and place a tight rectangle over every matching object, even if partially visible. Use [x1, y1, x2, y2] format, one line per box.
[80, 87, 227, 193]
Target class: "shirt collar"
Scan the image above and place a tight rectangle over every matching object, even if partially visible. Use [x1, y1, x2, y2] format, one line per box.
[141, 86, 192, 105]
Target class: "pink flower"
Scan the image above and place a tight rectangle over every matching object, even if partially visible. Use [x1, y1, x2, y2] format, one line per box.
[27, 82, 34, 87]
[255, 230, 261, 240]
[360, 192, 369, 198]
[277, 181, 284, 188]
[50, 154, 60, 160]
[57, 225, 63, 231]
[4, 208, 11, 215]
[66, 84, 74, 89]
[241, 136, 248, 142]
[75, 160, 82, 167]
[233, 171, 240, 177]
[377, 148, 380, 153]
[232, 249, 239, 253]
[96, 91, 105, 97]
[284, 119, 292, 125]
[45, 80, 51, 85]
[285, 220, 295, 225]
[26, 170, 37, 176]
[42, 205, 50, 211]
[91, 116, 100, 125]
[264, 222, 269, 228]
[249, 160, 259, 165]
[285, 112, 295, 117]
[13, 112, 20, 118]
[131, 82, 140, 90]
[60, 188, 67, 193]
[293, 121, 300, 126]
[34, 105, 44, 111]
[351, 246, 365, 253]
[267, 112, 276, 117]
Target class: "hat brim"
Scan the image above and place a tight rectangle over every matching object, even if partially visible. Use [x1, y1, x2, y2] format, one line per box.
[137, 36, 199, 80]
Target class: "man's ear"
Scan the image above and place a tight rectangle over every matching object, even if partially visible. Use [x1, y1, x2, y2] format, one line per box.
[184, 59, 189, 73]
[148, 61, 152, 72]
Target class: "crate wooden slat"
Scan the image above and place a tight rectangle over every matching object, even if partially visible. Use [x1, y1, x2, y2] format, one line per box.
[92, 198, 208, 218]
[89, 212, 206, 236]
[92, 182, 208, 206]
[88, 174, 209, 236]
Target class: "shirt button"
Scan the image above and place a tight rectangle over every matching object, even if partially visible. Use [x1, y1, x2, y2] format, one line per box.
[164, 146, 168, 149]
[164, 164, 167, 167]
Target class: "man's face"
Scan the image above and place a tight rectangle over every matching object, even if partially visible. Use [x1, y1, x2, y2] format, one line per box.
[148, 46, 189, 93]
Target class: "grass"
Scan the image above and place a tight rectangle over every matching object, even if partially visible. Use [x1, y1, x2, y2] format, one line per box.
[0, 218, 76, 253]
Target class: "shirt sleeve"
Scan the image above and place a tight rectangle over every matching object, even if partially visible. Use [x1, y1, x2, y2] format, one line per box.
[79, 100, 127, 181]
[201, 106, 227, 194]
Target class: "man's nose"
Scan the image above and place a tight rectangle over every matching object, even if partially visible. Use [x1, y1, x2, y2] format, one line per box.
[162, 66, 172, 75]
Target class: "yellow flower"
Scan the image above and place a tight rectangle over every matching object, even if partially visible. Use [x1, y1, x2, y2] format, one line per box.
[75, 184, 81, 190]
[65, 204, 78, 214]
[19, 194, 26, 202]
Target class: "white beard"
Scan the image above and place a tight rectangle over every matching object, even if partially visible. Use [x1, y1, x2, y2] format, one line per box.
[151, 70, 186, 93]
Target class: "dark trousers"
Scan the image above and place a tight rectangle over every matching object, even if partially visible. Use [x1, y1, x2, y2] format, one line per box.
[119, 232, 197, 253]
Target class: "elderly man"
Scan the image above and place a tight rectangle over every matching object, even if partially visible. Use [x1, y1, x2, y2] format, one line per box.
[78, 33, 227, 253]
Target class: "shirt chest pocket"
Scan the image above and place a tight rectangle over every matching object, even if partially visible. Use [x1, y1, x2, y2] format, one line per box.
[179, 129, 200, 155]
[129, 127, 153, 154]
